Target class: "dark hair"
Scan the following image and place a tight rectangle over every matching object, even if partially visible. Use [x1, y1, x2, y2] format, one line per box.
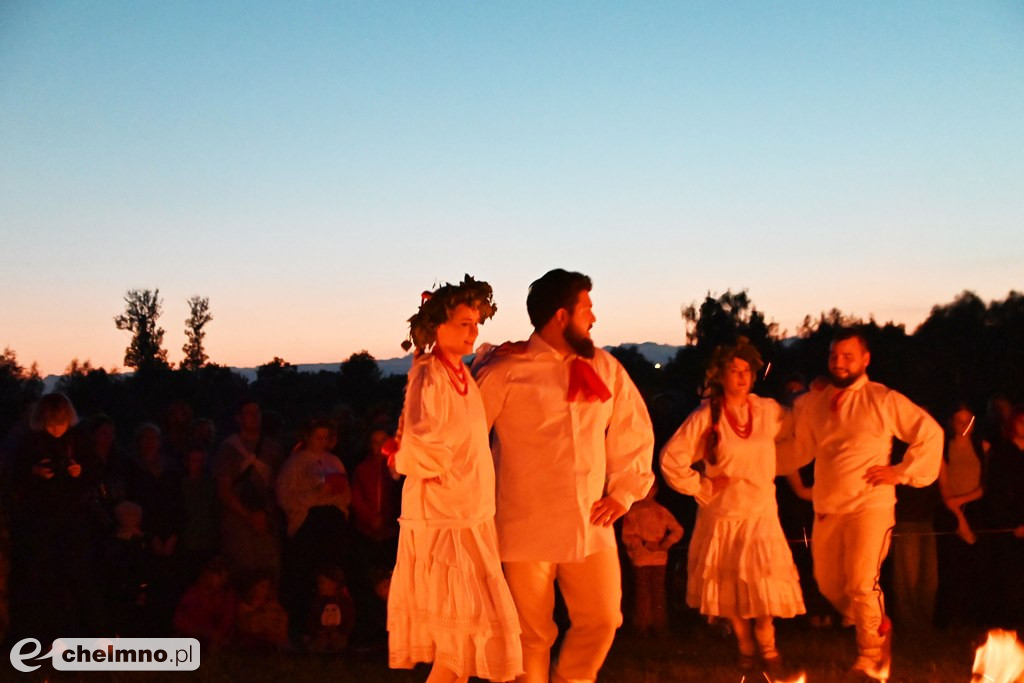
[526, 269, 592, 330]
[832, 326, 871, 353]
[403, 275, 497, 354]
[235, 396, 259, 414]
[302, 416, 335, 439]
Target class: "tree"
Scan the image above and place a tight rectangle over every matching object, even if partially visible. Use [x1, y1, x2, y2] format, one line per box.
[339, 351, 383, 412]
[0, 347, 43, 437]
[666, 290, 779, 400]
[57, 359, 123, 417]
[682, 290, 778, 351]
[114, 289, 169, 372]
[181, 295, 213, 371]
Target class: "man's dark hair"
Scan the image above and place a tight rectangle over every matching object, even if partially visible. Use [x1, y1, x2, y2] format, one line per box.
[526, 269, 592, 330]
[831, 325, 871, 353]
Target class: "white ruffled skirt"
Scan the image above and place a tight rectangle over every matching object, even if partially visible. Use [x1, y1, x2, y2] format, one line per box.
[388, 518, 523, 681]
[686, 508, 806, 619]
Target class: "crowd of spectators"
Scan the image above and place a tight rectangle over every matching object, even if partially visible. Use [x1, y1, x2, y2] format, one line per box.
[0, 381, 1021, 659]
[0, 394, 400, 655]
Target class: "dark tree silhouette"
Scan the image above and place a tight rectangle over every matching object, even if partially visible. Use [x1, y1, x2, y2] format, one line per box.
[912, 290, 1024, 411]
[682, 289, 778, 351]
[665, 290, 780, 400]
[57, 359, 126, 418]
[114, 288, 169, 373]
[181, 295, 213, 371]
[339, 351, 384, 413]
[0, 347, 43, 438]
[609, 345, 659, 398]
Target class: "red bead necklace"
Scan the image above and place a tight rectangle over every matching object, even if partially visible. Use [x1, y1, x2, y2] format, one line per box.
[723, 398, 753, 439]
[432, 348, 469, 396]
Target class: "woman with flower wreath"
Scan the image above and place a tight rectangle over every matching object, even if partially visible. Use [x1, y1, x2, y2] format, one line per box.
[660, 338, 804, 676]
[387, 275, 522, 683]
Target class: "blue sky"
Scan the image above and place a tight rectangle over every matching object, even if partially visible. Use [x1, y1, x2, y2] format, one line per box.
[2, 1, 1022, 374]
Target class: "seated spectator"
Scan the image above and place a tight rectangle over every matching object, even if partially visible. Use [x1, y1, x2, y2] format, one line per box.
[173, 556, 236, 650]
[305, 564, 355, 654]
[236, 572, 290, 651]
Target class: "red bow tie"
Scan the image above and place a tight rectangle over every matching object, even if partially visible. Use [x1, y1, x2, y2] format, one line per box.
[568, 358, 612, 403]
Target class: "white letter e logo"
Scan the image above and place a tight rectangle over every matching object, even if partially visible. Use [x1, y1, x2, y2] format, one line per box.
[10, 638, 53, 673]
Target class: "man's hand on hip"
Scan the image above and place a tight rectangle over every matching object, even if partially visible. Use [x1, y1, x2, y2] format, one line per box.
[864, 465, 900, 486]
[590, 496, 627, 527]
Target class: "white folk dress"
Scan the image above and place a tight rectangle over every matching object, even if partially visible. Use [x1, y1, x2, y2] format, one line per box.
[660, 395, 805, 619]
[387, 353, 522, 681]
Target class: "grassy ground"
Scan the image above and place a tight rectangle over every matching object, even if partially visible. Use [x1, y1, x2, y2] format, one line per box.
[8, 621, 993, 682]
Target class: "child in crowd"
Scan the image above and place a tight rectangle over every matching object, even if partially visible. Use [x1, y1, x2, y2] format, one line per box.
[621, 482, 685, 636]
[173, 556, 236, 650]
[306, 564, 355, 654]
[104, 501, 153, 636]
[236, 572, 290, 651]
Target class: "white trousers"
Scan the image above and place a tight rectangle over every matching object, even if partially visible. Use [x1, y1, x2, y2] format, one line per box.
[812, 505, 894, 657]
[503, 547, 623, 683]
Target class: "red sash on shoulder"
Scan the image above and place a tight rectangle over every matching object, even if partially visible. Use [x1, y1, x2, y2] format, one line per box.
[568, 358, 611, 403]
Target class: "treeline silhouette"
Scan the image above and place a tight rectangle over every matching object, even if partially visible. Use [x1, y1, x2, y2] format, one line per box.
[2, 288, 1023, 444]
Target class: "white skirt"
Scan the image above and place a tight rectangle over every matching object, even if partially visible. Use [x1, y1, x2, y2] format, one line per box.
[388, 518, 523, 681]
[686, 509, 806, 619]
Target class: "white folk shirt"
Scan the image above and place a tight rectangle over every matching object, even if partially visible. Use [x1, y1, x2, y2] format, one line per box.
[395, 354, 495, 528]
[475, 333, 655, 563]
[660, 395, 790, 519]
[790, 374, 943, 516]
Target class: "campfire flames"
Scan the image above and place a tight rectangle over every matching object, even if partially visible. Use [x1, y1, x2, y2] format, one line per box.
[972, 630, 1024, 683]
[741, 629, 1022, 683]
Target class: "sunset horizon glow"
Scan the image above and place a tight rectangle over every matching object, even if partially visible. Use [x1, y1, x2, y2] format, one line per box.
[3, 2, 1022, 377]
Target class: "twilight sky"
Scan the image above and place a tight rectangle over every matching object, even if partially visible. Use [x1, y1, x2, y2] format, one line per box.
[2, 1, 1023, 376]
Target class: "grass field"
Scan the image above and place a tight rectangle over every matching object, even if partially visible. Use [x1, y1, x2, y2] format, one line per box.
[10, 620, 995, 682]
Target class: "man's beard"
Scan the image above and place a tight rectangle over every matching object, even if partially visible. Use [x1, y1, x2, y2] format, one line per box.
[564, 324, 595, 359]
[829, 370, 863, 389]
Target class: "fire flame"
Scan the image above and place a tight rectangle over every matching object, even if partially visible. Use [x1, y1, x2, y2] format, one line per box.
[972, 630, 1024, 683]
[774, 675, 806, 683]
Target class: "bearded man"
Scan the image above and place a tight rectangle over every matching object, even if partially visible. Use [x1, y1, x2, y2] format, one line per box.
[474, 269, 654, 683]
[791, 327, 942, 681]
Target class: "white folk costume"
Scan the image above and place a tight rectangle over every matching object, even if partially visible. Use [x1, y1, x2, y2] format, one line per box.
[661, 395, 805, 619]
[387, 353, 522, 682]
[474, 333, 654, 683]
[790, 374, 942, 667]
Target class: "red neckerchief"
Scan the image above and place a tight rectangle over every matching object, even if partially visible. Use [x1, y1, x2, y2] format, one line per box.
[568, 358, 611, 403]
[830, 389, 848, 413]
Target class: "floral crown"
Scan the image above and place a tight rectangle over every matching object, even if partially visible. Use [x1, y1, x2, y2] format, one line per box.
[402, 275, 497, 353]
